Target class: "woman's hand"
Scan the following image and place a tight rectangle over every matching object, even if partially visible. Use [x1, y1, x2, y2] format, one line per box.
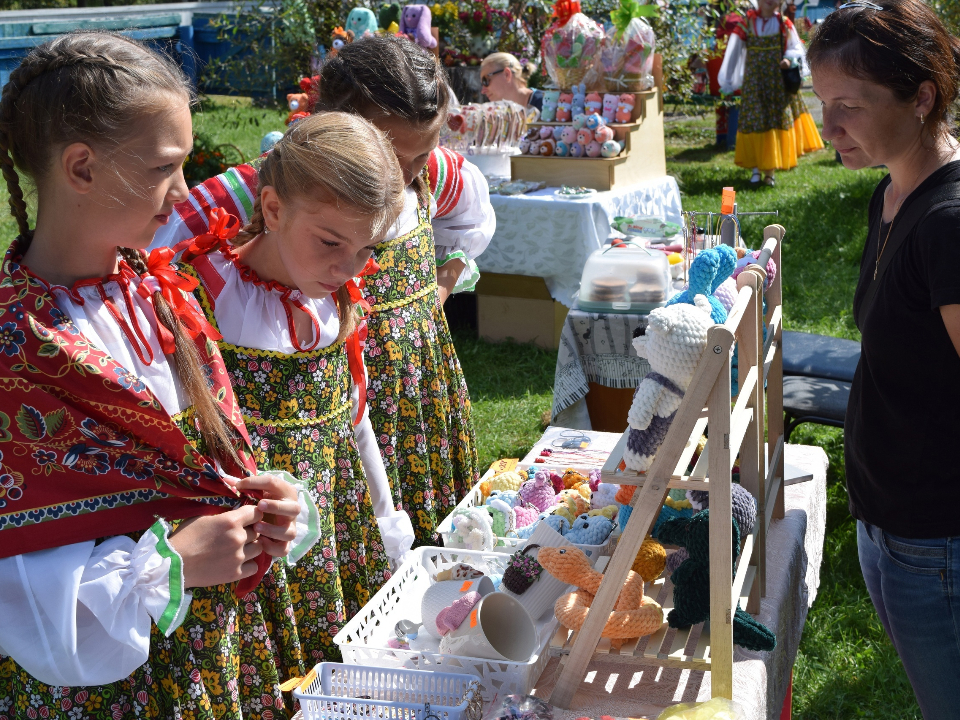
[780, 59, 792, 70]
[231, 473, 301, 558]
[169, 506, 264, 588]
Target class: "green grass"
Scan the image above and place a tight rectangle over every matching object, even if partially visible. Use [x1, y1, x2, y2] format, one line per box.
[0, 96, 918, 717]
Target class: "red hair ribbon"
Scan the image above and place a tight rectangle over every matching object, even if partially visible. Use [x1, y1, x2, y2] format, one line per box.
[182, 208, 241, 260]
[552, 0, 581, 25]
[138, 247, 223, 354]
[343, 255, 380, 425]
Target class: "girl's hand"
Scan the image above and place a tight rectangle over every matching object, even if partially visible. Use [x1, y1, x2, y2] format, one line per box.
[169, 505, 264, 588]
[780, 59, 792, 70]
[230, 474, 301, 558]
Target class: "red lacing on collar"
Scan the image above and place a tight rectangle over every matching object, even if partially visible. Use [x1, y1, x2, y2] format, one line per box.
[218, 244, 323, 353]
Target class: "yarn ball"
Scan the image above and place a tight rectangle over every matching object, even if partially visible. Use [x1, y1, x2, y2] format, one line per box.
[522, 473, 558, 512]
[544, 514, 571, 535]
[564, 514, 615, 546]
[592, 483, 619, 509]
[686, 483, 758, 536]
[514, 504, 541, 529]
[260, 131, 284, 153]
[490, 471, 524, 492]
[632, 536, 667, 582]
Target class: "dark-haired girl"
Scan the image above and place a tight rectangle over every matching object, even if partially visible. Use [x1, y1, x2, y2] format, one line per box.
[809, 1, 960, 716]
[157, 35, 496, 545]
[0, 32, 313, 720]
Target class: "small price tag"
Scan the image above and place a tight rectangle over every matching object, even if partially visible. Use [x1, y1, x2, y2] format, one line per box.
[459, 581, 473, 592]
[470, 609, 478, 628]
[488, 458, 518, 474]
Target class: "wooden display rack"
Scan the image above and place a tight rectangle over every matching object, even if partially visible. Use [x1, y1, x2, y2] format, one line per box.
[510, 89, 667, 191]
[547, 226, 786, 709]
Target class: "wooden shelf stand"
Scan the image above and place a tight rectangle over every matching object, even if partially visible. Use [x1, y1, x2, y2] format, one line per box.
[548, 226, 786, 709]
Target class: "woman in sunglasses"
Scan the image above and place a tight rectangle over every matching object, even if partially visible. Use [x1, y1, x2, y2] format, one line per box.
[479, 52, 543, 111]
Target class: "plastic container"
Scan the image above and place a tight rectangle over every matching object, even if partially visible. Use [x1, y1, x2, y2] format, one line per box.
[577, 242, 671, 313]
[334, 547, 558, 702]
[293, 663, 482, 720]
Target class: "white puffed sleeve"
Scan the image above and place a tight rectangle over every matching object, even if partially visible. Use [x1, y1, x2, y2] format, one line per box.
[349, 366, 415, 567]
[432, 158, 496, 294]
[718, 33, 746, 95]
[785, 24, 809, 75]
[0, 519, 190, 687]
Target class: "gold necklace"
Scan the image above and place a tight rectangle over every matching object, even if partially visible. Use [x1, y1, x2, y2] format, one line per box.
[874, 153, 936, 280]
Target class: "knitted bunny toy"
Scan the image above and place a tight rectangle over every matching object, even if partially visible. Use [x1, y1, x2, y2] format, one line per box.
[658, 509, 776, 652]
[623, 296, 715, 472]
[665, 245, 737, 324]
[521, 473, 557, 512]
[399, 4, 437, 49]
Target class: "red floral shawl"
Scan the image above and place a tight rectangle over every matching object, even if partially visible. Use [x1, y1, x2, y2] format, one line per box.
[0, 240, 264, 586]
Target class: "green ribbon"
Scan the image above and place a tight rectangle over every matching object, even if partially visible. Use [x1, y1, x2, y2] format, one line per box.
[611, 0, 658, 39]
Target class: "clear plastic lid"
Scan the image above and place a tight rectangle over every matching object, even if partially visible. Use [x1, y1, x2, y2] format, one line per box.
[577, 241, 671, 313]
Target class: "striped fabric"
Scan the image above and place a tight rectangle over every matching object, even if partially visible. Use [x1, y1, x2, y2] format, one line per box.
[427, 147, 465, 219]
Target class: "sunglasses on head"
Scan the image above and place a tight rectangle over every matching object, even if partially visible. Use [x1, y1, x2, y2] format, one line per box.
[481, 68, 505, 87]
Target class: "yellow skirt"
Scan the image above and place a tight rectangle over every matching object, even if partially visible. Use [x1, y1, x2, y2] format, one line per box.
[793, 111, 825, 155]
[735, 127, 799, 171]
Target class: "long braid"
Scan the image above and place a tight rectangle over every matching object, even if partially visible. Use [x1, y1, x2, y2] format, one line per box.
[117, 247, 241, 466]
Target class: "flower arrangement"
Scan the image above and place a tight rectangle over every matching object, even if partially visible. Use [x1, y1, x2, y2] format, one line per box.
[458, 0, 513, 37]
[431, 2, 460, 38]
[182, 133, 245, 187]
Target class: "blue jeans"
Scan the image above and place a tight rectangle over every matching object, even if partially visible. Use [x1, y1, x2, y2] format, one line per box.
[858, 520, 960, 719]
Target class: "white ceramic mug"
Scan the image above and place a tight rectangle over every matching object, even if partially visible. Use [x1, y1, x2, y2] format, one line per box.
[420, 577, 494, 640]
[438, 592, 538, 662]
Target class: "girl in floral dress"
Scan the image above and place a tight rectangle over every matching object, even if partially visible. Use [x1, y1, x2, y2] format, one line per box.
[0, 33, 314, 720]
[168, 112, 413, 669]
[718, 0, 823, 185]
[315, 35, 496, 544]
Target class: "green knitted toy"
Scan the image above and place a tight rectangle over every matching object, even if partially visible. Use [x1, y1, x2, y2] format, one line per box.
[657, 509, 776, 652]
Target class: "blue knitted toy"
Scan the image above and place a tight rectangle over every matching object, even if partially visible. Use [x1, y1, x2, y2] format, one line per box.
[618, 501, 694, 538]
[665, 246, 736, 324]
[543, 514, 571, 535]
[564, 513, 615, 545]
[486, 490, 521, 509]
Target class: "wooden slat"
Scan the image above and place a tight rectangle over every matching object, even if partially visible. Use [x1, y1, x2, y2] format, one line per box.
[692, 621, 712, 662]
[601, 430, 630, 476]
[550, 625, 571, 655]
[673, 415, 709, 477]
[549, 323, 736, 709]
[763, 306, 782, 358]
[737, 565, 758, 611]
[690, 438, 710, 478]
[764, 435, 785, 531]
[663, 624, 694, 660]
[728, 403, 755, 466]
[732, 533, 755, 602]
[601, 416, 708, 486]
[762, 340, 779, 383]
[596, 637, 613, 654]
[723, 284, 755, 337]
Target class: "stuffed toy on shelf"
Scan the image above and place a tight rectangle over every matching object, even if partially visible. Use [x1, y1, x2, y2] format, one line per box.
[346, 7, 379, 37]
[400, 4, 437, 49]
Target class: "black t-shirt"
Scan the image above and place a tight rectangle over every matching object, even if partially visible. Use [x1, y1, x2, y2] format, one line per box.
[846, 160, 960, 538]
[529, 89, 544, 112]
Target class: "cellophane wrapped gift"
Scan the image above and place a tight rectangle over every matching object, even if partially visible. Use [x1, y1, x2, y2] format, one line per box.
[542, 12, 605, 90]
[618, 16, 656, 91]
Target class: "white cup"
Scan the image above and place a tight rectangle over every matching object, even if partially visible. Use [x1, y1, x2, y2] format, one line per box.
[420, 577, 495, 640]
[439, 592, 538, 662]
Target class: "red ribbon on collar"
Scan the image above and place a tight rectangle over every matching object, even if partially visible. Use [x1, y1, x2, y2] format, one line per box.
[343, 256, 380, 426]
[138, 247, 223, 355]
[179, 207, 242, 261]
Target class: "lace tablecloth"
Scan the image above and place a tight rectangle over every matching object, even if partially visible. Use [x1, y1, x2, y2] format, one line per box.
[553, 307, 651, 423]
[481, 177, 683, 307]
[532, 444, 829, 720]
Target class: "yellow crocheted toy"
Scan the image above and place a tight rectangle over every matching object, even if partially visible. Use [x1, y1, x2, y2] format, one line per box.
[665, 496, 692, 511]
[489, 470, 525, 493]
[588, 505, 618, 521]
[632, 536, 667, 579]
[562, 469, 591, 490]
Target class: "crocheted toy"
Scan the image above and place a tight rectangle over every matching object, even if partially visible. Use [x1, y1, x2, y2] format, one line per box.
[588, 505, 618, 522]
[502, 545, 543, 595]
[399, 4, 437, 49]
[592, 483, 617, 509]
[733, 248, 777, 289]
[346, 7, 379, 37]
[541, 90, 560, 122]
[486, 490, 521, 509]
[543, 514, 571, 535]
[623, 296, 715, 472]
[514, 504, 541, 529]
[329, 26, 354, 57]
[486, 498, 516, 537]
[490, 470, 525, 493]
[615, 93, 636, 123]
[617, 484, 694, 538]
[565, 513, 615, 546]
[562, 469, 591, 490]
[713, 276, 738, 313]
[516, 513, 552, 539]
[658, 509, 776, 652]
[633, 535, 667, 580]
[665, 245, 737, 324]
[571, 83, 587, 117]
[521, 473, 558, 512]
[450, 507, 494, 551]
[687, 484, 758, 536]
[540, 546, 663, 649]
[378, 2, 401, 30]
[602, 93, 620, 123]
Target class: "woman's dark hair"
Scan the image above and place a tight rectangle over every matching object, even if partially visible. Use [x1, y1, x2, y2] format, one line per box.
[0, 31, 241, 467]
[316, 34, 450, 198]
[807, 0, 960, 135]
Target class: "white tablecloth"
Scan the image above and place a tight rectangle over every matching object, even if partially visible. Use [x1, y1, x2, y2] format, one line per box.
[481, 177, 683, 307]
[533, 444, 829, 720]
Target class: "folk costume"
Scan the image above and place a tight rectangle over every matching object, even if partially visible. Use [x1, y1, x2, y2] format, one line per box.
[171, 207, 411, 669]
[0, 240, 320, 720]
[152, 149, 496, 546]
[718, 10, 823, 172]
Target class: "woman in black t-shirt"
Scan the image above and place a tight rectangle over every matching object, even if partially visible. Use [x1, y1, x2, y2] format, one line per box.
[809, 3, 960, 717]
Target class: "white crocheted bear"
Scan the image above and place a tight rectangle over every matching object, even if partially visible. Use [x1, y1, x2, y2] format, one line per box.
[623, 295, 714, 472]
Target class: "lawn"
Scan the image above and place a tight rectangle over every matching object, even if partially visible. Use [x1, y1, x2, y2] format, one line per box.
[0, 95, 915, 718]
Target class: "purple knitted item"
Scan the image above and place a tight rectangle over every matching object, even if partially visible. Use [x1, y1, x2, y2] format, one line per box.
[522, 474, 558, 512]
[435, 591, 482, 635]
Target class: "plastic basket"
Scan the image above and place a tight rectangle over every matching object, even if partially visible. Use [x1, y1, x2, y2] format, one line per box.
[435, 472, 615, 561]
[334, 547, 557, 702]
[293, 663, 481, 720]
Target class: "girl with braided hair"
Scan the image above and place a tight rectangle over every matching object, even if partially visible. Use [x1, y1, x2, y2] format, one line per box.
[155, 35, 495, 545]
[0, 31, 317, 720]
[171, 111, 413, 669]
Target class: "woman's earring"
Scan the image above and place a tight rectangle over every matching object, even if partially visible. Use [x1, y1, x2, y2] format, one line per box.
[920, 114, 925, 124]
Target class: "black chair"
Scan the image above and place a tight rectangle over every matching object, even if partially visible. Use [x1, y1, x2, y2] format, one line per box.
[781, 331, 860, 440]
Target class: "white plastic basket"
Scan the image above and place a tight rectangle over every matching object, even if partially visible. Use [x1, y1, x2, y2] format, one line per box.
[435, 471, 615, 561]
[293, 663, 481, 720]
[334, 547, 557, 703]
